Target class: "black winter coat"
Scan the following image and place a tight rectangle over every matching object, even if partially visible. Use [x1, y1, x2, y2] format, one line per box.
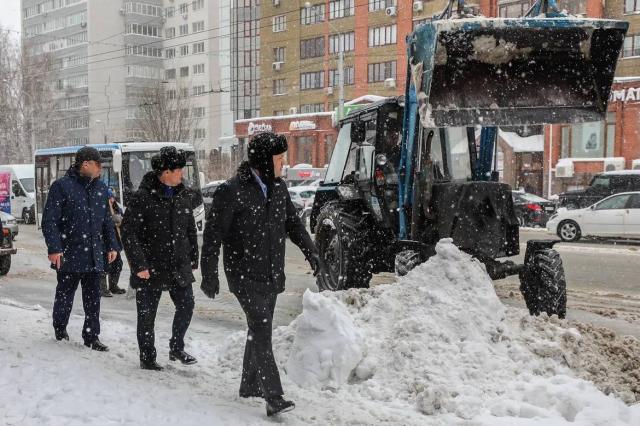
[42, 167, 119, 273]
[201, 162, 316, 295]
[121, 172, 199, 290]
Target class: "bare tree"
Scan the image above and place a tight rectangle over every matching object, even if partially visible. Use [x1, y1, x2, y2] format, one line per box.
[136, 83, 201, 143]
[0, 29, 60, 163]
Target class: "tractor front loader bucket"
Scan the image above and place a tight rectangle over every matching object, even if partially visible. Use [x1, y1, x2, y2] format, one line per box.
[409, 18, 628, 128]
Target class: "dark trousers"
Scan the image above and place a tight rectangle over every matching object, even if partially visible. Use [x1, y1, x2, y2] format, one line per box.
[135, 283, 194, 362]
[52, 272, 101, 344]
[100, 254, 123, 292]
[235, 290, 283, 399]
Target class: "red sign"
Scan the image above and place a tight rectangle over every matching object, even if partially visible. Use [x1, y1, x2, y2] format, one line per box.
[297, 171, 313, 178]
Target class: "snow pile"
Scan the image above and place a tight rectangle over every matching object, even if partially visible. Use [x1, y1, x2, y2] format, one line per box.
[286, 290, 363, 389]
[262, 239, 640, 424]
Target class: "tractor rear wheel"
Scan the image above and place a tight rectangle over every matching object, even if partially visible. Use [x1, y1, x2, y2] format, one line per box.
[314, 204, 372, 291]
[519, 248, 567, 319]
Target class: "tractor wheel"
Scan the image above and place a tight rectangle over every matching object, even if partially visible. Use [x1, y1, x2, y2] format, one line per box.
[519, 248, 567, 319]
[395, 250, 421, 277]
[314, 204, 372, 291]
[0, 255, 11, 276]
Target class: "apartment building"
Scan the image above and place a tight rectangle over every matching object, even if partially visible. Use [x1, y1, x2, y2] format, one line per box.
[22, 0, 233, 176]
[230, 0, 261, 121]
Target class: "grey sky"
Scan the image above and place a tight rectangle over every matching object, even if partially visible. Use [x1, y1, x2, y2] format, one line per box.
[0, 0, 21, 32]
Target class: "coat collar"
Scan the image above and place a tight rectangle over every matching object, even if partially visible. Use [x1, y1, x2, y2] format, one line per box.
[139, 171, 185, 199]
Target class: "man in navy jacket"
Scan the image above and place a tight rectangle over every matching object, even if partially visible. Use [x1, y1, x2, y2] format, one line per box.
[42, 146, 119, 351]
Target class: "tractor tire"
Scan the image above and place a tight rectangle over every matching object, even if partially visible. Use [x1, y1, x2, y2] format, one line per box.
[519, 248, 567, 319]
[558, 220, 581, 242]
[0, 255, 11, 276]
[314, 203, 372, 291]
[395, 250, 421, 277]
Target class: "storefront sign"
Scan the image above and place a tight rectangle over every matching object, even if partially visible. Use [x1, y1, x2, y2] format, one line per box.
[609, 87, 640, 103]
[247, 122, 273, 135]
[289, 120, 316, 131]
[0, 173, 11, 214]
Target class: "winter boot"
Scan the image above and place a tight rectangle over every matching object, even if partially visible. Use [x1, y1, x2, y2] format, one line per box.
[140, 360, 164, 371]
[84, 339, 109, 352]
[55, 329, 69, 341]
[109, 286, 126, 295]
[266, 396, 295, 417]
[169, 350, 197, 365]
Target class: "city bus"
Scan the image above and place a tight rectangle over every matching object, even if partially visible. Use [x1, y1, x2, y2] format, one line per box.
[34, 142, 206, 231]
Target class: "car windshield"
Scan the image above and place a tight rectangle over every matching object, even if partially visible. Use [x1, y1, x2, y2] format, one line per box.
[590, 175, 610, 189]
[513, 192, 548, 203]
[20, 178, 35, 193]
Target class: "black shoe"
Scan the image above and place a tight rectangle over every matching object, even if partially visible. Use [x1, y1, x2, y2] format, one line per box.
[84, 339, 109, 352]
[140, 360, 164, 371]
[55, 329, 69, 341]
[110, 286, 126, 295]
[169, 350, 197, 365]
[101, 290, 113, 298]
[266, 396, 295, 417]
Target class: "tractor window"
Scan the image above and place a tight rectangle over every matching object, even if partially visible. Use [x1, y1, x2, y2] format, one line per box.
[325, 123, 352, 184]
[444, 127, 473, 181]
[428, 130, 446, 181]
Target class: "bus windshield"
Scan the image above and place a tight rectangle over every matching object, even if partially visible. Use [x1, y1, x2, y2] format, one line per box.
[123, 150, 200, 202]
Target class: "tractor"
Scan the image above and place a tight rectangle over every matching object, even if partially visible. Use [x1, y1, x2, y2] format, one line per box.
[309, 0, 628, 319]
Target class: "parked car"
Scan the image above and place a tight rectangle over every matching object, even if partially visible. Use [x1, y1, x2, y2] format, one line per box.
[0, 211, 19, 240]
[201, 181, 225, 216]
[547, 191, 640, 242]
[0, 225, 17, 275]
[512, 191, 556, 227]
[558, 170, 640, 210]
[289, 186, 316, 220]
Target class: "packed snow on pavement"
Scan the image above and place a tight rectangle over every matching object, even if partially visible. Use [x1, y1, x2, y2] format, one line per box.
[1, 239, 639, 425]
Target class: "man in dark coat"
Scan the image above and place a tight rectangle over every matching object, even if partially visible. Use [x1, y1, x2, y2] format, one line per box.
[42, 146, 119, 351]
[121, 146, 199, 371]
[200, 132, 320, 417]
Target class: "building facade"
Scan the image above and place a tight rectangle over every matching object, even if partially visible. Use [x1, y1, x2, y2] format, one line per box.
[230, 0, 260, 121]
[22, 0, 234, 176]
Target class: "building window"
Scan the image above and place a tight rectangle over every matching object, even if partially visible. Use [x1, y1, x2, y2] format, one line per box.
[300, 37, 325, 60]
[273, 79, 286, 95]
[329, 67, 354, 86]
[126, 45, 163, 58]
[329, 32, 355, 53]
[274, 110, 286, 116]
[192, 0, 205, 11]
[126, 23, 160, 37]
[556, 0, 586, 15]
[166, 27, 175, 39]
[272, 15, 286, 32]
[273, 47, 285, 62]
[626, 0, 640, 13]
[179, 3, 188, 14]
[244, 81, 253, 96]
[329, 0, 355, 19]
[623, 35, 640, 58]
[300, 71, 325, 90]
[193, 42, 205, 54]
[193, 107, 205, 118]
[180, 45, 189, 56]
[498, 0, 533, 17]
[296, 136, 315, 165]
[194, 128, 206, 139]
[369, 0, 396, 11]
[166, 48, 175, 59]
[193, 63, 205, 74]
[369, 25, 397, 47]
[165, 68, 176, 80]
[165, 6, 175, 17]
[179, 24, 189, 36]
[193, 21, 205, 33]
[301, 4, 325, 25]
[300, 103, 325, 113]
[559, 112, 617, 159]
[125, 2, 163, 17]
[180, 66, 189, 77]
[193, 85, 206, 96]
[368, 61, 397, 82]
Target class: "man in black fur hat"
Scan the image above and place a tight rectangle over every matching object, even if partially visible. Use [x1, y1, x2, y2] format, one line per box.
[121, 146, 199, 371]
[200, 132, 320, 416]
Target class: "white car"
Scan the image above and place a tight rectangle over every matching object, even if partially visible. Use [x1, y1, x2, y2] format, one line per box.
[546, 192, 640, 242]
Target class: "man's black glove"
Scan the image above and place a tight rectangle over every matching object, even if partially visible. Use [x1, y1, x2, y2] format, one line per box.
[201, 275, 220, 299]
[308, 252, 323, 276]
